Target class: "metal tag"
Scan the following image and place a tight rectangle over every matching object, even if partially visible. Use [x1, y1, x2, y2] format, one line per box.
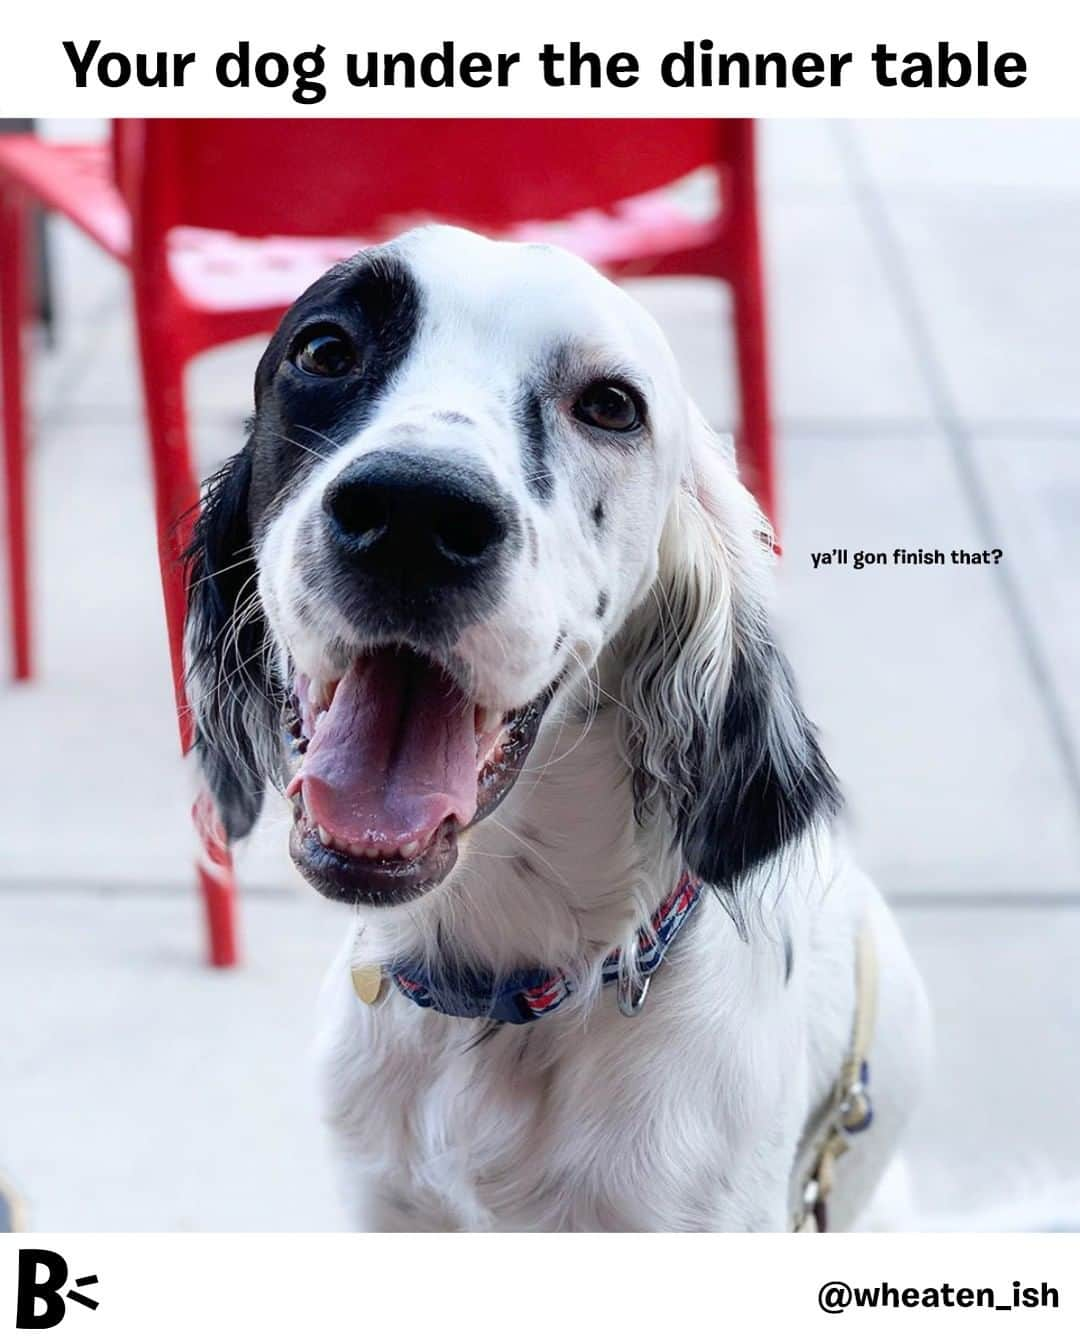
[351, 963, 386, 1006]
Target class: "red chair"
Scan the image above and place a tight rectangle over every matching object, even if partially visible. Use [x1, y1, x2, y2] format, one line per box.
[0, 119, 775, 967]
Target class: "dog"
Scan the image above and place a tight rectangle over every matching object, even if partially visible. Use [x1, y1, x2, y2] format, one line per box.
[185, 224, 931, 1231]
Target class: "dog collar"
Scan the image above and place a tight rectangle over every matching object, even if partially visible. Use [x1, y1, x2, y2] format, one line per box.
[351, 872, 705, 1025]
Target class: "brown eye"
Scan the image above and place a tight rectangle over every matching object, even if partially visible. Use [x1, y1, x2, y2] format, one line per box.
[573, 382, 641, 432]
[293, 329, 356, 378]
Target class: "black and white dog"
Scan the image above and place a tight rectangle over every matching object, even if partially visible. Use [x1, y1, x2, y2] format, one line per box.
[186, 225, 930, 1231]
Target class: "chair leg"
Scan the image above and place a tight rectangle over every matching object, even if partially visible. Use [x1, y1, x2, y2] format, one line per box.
[0, 188, 32, 681]
[194, 791, 240, 969]
[731, 259, 777, 529]
[723, 120, 778, 529]
[136, 329, 241, 968]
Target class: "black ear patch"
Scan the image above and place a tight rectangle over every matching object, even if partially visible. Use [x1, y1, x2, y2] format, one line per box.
[185, 445, 281, 841]
[627, 606, 840, 904]
[677, 637, 841, 891]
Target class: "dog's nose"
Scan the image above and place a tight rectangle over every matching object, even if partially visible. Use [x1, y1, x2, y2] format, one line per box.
[323, 452, 513, 587]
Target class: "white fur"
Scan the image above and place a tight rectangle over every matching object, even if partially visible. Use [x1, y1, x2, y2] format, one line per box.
[245, 227, 931, 1231]
[314, 778, 930, 1231]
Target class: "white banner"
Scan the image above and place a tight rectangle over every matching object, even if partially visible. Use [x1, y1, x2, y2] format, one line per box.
[0, 1233, 1075, 1336]
[0, 0, 1075, 117]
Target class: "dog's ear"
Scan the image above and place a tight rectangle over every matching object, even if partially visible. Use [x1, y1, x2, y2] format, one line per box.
[619, 412, 840, 910]
[184, 445, 279, 841]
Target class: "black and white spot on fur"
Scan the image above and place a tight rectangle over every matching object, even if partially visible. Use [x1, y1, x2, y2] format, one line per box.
[177, 226, 935, 1239]
[186, 224, 840, 913]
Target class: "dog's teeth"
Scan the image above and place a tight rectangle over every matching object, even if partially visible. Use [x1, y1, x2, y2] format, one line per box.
[309, 678, 338, 713]
[307, 814, 422, 862]
[477, 705, 502, 736]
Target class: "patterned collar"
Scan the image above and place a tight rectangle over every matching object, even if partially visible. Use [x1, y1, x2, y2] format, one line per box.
[385, 872, 705, 1025]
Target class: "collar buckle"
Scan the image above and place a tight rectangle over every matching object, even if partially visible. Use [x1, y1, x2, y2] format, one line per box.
[617, 971, 651, 1018]
[384, 871, 704, 1025]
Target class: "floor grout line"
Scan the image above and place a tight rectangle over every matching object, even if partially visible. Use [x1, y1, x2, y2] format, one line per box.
[890, 891, 1080, 909]
[0, 877, 300, 900]
[833, 119, 1080, 820]
[779, 418, 1080, 441]
[1, 878, 1078, 907]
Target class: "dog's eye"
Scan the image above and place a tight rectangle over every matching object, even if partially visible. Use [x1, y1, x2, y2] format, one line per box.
[573, 382, 641, 433]
[293, 328, 357, 379]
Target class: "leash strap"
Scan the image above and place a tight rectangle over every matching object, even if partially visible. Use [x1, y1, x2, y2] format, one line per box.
[793, 921, 878, 1232]
[383, 872, 704, 1025]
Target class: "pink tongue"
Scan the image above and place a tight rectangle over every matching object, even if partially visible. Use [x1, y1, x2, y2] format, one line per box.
[299, 649, 478, 850]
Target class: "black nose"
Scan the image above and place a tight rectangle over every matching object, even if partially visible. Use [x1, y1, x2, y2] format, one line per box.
[323, 452, 513, 588]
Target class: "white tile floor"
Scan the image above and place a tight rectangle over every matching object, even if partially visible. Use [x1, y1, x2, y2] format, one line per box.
[1, 120, 1078, 1229]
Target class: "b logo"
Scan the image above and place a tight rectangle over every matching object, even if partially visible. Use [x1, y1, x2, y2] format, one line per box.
[15, 1251, 98, 1329]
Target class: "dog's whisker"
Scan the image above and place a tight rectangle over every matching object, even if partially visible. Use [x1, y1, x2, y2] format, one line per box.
[266, 428, 333, 465]
[293, 423, 349, 454]
[186, 545, 257, 590]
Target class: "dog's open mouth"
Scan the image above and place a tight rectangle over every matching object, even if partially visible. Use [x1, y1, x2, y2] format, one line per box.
[284, 646, 555, 904]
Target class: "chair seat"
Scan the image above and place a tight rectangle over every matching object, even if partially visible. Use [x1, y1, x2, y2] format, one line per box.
[0, 137, 723, 317]
[167, 228, 363, 312]
[0, 139, 130, 259]
[171, 185, 722, 313]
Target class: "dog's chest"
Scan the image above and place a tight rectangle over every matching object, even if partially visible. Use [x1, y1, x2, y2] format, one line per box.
[328, 1001, 610, 1228]
[321, 944, 800, 1232]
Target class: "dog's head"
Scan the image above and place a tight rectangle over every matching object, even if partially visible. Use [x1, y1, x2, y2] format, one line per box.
[186, 225, 838, 908]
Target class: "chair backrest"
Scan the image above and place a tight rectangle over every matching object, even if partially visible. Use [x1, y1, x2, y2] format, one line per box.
[131, 119, 736, 240]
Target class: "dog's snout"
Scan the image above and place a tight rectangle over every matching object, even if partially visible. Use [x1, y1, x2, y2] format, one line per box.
[323, 452, 513, 588]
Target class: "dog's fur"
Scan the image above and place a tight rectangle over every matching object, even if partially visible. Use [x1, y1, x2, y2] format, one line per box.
[185, 225, 931, 1231]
